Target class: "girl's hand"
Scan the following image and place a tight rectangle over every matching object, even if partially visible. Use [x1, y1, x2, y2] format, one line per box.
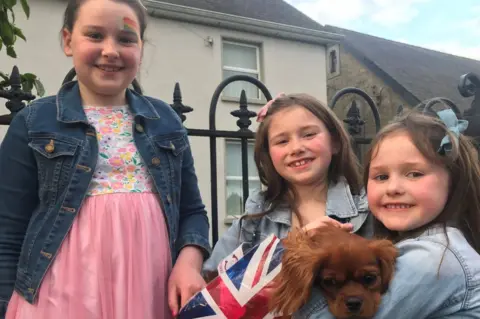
[168, 246, 206, 317]
[302, 216, 353, 233]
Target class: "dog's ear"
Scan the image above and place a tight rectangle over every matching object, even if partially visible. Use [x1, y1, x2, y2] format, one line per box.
[368, 239, 398, 293]
[269, 230, 329, 316]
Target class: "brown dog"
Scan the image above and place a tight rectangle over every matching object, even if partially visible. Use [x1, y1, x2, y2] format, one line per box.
[269, 226, 398, 319]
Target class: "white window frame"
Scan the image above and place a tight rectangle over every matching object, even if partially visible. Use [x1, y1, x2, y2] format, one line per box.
[222, 40, 262, 100]
[224, 139, 260, 221]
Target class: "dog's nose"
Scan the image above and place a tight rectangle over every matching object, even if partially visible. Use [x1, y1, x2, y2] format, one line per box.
[345, 297, 363, 313]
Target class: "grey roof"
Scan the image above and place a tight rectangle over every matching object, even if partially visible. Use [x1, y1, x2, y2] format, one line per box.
[156, 0, 324, 31]
[325, 26, 480, 112]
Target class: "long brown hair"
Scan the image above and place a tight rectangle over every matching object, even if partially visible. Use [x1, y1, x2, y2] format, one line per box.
[249, 93, 362, 217]
[364, 110, 480, 254]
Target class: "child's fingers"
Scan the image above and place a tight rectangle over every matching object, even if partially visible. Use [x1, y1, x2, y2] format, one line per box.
[181, 288, 193, 310]
[168, 286, 179, 317]
[302, 217, 352, 232]
[340, 223, 354, 231]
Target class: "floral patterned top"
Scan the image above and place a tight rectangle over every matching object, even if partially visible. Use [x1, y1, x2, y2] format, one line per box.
[84, 105, 157, 196]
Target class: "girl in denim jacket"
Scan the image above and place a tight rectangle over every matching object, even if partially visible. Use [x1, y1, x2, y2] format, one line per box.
[0, 1, 210, 318]
[298, 109, 480, 318]
[204, 93, 373, 273]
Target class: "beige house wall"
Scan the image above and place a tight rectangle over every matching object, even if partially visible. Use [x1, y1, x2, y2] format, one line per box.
[0, 0, 330, 239]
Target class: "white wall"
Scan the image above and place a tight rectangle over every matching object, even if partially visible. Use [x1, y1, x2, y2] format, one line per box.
[0, 0, 328, 240]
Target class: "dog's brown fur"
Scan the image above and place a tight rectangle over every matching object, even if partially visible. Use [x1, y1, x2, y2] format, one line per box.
[269, 226, 398, 319]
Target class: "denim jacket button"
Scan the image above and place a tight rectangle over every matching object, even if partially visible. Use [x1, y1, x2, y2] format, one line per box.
[45, 140, 55, 153]
[40, 250, 53, 259]
[61, 206, 76, 213]
[76, 164, 92, 173]
[135, 124, 144, 133]
[152, 157, 161, 166]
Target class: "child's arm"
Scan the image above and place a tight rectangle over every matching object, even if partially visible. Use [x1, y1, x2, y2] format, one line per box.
[0, 108, 38, 317]
[296, 238, 473, 318]
[168, 137, 211, 316]
[203, 218, 242, 274]
[175, 137, 211, 258]
[203, 190, 265, 274]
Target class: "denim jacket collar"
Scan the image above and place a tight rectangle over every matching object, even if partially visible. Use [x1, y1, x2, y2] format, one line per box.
[262, 177, 367, 226]
[56, 81, 161, 123]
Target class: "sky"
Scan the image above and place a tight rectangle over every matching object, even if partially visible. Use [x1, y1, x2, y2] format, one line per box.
[285, 0, 480, 61]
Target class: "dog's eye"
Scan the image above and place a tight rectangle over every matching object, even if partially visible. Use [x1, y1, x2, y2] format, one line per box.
[362, 274, 378, 286]
[322, 278, 337, 287]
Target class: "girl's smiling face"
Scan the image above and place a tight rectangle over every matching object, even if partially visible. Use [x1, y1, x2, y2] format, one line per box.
[267, 105, 338, 189]
[367, 131, 450, 231]
[62, 0, 142, 103]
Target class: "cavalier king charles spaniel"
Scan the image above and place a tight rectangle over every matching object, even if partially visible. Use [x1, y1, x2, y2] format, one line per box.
[269, 225, 398, 319]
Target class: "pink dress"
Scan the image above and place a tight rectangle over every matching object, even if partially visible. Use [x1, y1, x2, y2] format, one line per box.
[6, 105, 172, 319]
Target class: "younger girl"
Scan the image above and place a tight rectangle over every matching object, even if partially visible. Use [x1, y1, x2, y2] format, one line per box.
[0, 1, 210, 318]
[298, 108, 480, 318]
[204, 93, 372, 273]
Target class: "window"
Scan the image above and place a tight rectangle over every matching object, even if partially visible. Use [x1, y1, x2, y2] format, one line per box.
[329, 50, 337, 74]
[225, 140, 261, 216]
[222, 41, 261, 100]
[327, 44, 340, 78]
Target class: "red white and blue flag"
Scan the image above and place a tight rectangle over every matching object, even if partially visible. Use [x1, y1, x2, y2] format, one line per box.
[178, 234, 285, 319]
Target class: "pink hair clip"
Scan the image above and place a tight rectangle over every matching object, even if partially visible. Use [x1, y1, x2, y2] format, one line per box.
[256, 93, 286, 123]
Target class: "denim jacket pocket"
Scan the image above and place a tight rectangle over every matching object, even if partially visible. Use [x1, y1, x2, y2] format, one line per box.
[152, 134, 189, 191]
[28, 134, 80, 201]
[154, 135, 189, 156]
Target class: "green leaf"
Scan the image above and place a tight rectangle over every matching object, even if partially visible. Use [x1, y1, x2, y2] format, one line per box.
[100, 153, 108, 159]
[20, 0, 29, 18]
[8, 6, 16, 24]
[0, 38, 3, 51]
[6, 45, 16, 58]
[34, 78, 45, 96]
[0, 80, 9, 90]
[21, 73, 36, 81]
[4, 0, 17, 9]
[21, 79, 33, 93]
[0, 71, 8, 81]
[13, 27, 25, 41]
[1, 22, 15, 46]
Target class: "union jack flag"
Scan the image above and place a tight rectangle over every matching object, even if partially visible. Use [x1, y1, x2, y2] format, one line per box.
[178, 234, 285, 319]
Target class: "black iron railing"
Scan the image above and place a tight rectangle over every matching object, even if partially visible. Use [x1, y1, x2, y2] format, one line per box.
[0, 66, 35, 125]
[1, 65, 479, 244]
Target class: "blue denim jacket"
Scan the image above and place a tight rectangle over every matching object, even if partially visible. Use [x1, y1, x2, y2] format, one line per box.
[0, 81, 211, 316]
[204, 177, 373, 273]
[297, 226, 480, 319]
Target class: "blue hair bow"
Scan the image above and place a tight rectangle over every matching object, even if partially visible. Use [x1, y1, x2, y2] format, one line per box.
[436, 109, 468, 154]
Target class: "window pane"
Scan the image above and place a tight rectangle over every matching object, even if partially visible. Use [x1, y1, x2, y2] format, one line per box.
[223, 42, 257, 70]
[226, 142, 257, 177]
[223, 69, 259, 99]
[226, 180, 262, 215]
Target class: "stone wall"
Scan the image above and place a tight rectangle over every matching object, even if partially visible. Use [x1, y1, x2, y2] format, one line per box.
[327, 46, 414, 160]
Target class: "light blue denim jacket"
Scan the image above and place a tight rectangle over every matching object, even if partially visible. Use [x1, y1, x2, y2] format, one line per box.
[0, 81, 211, 317]
[297, 226, 480, 319]
[204, 177, 373, 273]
